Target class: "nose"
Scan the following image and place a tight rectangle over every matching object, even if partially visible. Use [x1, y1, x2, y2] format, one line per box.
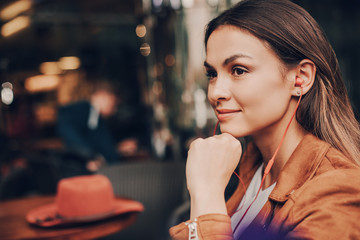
[207, 76, 231, 104]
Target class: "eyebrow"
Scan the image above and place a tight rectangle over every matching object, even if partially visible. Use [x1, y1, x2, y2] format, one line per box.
[224, 53, 252, 65]
[204, 53, 252, 68]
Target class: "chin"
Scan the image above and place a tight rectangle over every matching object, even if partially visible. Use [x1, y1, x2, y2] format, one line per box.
[219, 125, 247, 138]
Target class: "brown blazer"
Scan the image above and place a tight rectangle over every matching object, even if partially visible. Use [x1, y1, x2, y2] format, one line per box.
[170, 134, 360, 239]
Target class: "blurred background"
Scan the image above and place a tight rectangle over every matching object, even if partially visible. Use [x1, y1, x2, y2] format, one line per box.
[0, 0, 359, 239]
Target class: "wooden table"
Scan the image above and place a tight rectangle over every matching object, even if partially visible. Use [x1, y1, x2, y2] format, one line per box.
[0, 195, 139, 240]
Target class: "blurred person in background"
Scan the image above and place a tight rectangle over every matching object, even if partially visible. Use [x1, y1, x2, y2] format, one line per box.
[57, 80, 138, 175]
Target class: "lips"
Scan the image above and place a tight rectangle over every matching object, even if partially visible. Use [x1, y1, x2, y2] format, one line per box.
[216, 108, 242, 121]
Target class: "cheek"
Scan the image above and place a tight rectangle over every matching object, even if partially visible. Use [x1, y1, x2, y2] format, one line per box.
[236, 83, 290, 119]
[245, 92, 291, 126]
[232, 81, 268, 108]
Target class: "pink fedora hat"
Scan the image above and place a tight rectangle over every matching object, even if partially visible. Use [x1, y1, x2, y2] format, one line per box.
[26, 174, 144, 227]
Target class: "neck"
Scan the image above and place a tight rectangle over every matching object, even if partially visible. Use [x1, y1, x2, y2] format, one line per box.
[252, 106, 307, 189]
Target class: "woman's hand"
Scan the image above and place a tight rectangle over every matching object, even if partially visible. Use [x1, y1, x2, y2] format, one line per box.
[186, 133, 242, 219]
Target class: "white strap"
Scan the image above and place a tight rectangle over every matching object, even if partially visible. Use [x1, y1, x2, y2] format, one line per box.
[186, 218, 199, 240]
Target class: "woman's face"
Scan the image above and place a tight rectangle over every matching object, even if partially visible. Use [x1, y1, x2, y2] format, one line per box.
[206, 25, 294, 138]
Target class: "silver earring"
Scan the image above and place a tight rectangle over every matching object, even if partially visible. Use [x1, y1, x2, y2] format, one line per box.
[296, 90, 301, 96]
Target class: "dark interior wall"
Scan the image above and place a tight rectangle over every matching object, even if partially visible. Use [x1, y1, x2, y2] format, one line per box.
[0, 0, 359, 148]
[0, 0, 150, 142]
[294, 0, 360, 117]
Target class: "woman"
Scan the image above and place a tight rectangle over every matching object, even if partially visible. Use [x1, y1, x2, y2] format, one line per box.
[170, 0, 360, 239]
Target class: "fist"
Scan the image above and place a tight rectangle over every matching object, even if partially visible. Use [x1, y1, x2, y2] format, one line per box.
[186, 133, 242, 197]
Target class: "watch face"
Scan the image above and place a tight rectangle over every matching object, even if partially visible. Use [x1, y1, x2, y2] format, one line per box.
[1, 87, 14, 105]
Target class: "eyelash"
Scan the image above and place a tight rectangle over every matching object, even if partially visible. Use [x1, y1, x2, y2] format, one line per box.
[206, 70, 217, 80]
[232, 66, 247, 76]
[205, 66, 247, 80]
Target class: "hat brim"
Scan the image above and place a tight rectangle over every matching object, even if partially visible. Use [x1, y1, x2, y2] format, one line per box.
[26, 198, 144, 227]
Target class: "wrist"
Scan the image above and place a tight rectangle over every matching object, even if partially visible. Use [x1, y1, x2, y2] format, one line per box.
[190, 192, 227, 220]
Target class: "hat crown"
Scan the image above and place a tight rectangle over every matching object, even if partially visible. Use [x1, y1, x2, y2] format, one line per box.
[56, 175, 115, 218]
[26, 174, 144, 227]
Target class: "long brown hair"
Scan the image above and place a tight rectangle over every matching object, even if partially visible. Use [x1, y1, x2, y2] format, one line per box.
[205, 0, 360, 164]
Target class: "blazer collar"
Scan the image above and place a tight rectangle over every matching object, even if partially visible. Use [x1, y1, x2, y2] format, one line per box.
[226, 134, 330, 214]
[268, 134, 330, 203]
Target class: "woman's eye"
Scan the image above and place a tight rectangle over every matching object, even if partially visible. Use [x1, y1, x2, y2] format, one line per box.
[206, 70, 217, 80]
[232, 66, 247, 76]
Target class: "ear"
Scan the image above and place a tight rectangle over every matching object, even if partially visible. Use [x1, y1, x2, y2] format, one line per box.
[291, 59, 316, 96]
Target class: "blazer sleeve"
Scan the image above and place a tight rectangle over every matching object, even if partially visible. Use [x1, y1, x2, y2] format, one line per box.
[169, 214, 233, 240]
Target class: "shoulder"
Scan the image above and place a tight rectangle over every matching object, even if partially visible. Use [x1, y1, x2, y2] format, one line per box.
[299, 134, 359, 175]
[286, 168, 360, 238]
[293, 144, 360, 201]
[296, 168, 360, 196]
[322, 146, 359, 169]
[290, 168, 360, 223]
[289, 137, 360, 219]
